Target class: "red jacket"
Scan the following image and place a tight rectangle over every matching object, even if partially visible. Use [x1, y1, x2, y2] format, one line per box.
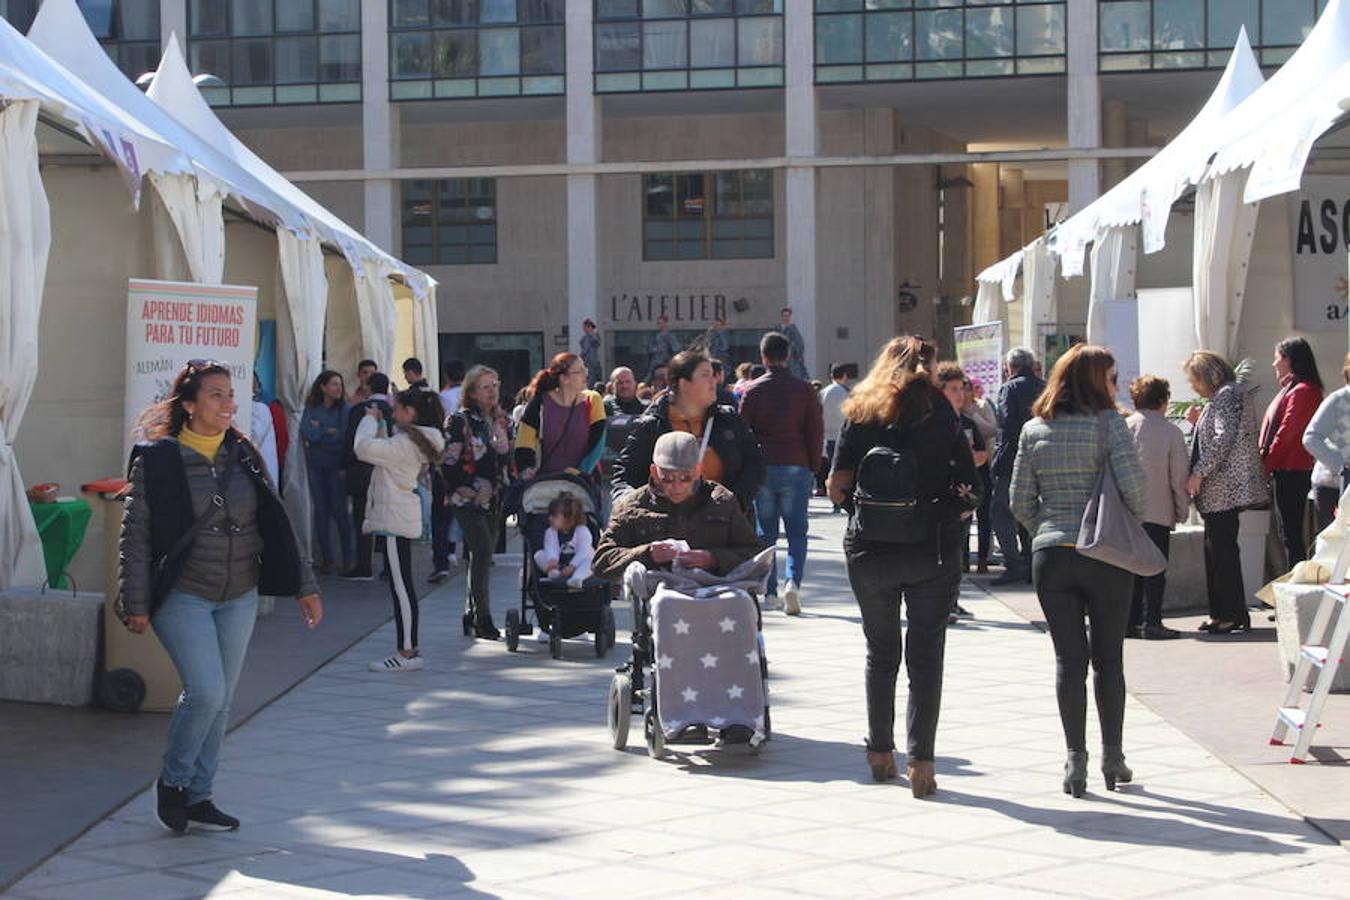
[1260, 378, 1321, 474]
[739, 367, 824, 470]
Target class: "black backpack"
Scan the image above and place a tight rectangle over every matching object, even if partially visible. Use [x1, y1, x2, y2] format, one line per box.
[851, 424, 937, 544]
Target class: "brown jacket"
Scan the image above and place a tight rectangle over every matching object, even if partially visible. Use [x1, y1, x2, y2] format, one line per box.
[593, 480, 763, 580]
[740, 366, 824, 470]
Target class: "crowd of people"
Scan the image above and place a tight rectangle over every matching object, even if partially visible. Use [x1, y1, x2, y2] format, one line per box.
[119, 313, 1350, 828]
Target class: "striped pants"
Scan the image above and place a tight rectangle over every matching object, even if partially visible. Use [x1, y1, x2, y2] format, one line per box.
[382, 536, 419, 652]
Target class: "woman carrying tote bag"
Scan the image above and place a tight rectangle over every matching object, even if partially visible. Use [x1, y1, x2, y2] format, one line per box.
[1009, 344, 1147, 799]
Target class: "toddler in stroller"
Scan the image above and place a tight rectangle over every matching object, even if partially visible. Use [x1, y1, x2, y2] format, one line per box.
[504, 473, 616, 659]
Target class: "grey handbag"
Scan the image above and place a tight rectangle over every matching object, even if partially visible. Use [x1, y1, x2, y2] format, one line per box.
[1077, 412, 1168, 577]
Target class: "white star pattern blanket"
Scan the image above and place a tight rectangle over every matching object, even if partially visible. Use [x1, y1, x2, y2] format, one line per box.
[651, 585, 766, 741]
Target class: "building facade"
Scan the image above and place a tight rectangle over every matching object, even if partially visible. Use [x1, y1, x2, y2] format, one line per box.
[4, 0, 1332, 394]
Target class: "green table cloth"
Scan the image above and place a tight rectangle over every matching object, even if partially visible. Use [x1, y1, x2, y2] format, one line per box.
[29, 498, 92, 590]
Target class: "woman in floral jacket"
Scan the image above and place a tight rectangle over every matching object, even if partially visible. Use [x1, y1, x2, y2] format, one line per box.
[443, 365, 514, 640]
[1184, 351, 1268, 635]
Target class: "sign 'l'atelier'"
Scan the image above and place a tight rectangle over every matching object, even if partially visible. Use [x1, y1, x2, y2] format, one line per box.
[608, 293, 742, 323]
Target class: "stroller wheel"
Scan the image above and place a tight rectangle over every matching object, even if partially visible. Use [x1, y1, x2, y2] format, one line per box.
[608, 674, 631, 750]
[461, 613, 473, 637]
[602, 605, 617, 653]
[504, 609, 520, 652]
[549, 630, 563, 660]
[643, 707, 665, 759]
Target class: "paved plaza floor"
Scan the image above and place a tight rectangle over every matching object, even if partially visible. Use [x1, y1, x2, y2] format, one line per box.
[8, 503, 1350, 899]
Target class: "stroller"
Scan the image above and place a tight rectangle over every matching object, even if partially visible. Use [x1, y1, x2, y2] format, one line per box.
[608, 548, 774, 758]
[503, 472, 617, 660]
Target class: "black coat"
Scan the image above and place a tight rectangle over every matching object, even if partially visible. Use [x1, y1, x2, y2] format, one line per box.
[613, 394, 765, 511]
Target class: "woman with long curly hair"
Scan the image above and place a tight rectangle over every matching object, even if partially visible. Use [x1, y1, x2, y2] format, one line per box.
[301, 370, 354, 573]
[827, 336, 981, 796]
[120, 361, 322, 833]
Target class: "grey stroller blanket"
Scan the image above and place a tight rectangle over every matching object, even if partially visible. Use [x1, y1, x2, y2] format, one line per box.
[623, 547, 775, 600]
[650, 585, 766, 743]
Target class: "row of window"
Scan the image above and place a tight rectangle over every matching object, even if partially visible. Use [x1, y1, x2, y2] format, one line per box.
[0, 1, 1336, 101]
[401, 170, 777, 266]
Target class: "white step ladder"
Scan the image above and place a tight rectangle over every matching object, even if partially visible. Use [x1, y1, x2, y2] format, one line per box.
[1269, 543, 1350, 763]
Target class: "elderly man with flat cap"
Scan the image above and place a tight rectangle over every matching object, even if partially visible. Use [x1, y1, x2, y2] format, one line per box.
[593, 431, 761, 580]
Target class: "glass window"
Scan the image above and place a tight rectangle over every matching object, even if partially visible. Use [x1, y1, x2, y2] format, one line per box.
[393, 0, 430, 26]
[318, 0, 360, 30]
[1100, 1, 1151, 51]
[117, 0, 159, 39]
[1262, 0, 1314, 46]
[275, 36, 318, 81]
[191, 0, 228, 35]
[230, 0, 271, 35]
[519, 0, 564, 22]
[965, 7, 1011, 58]
[690, 18, 735, 66]
[643, 19, 687, 68]
[644, 170, 772, 260]
[692, 0, 734, 12]
[1153, 0, 1201, 49]
[738, 16, 782, 65]
[1016, 3, 1063, 56]
[1207, 0, 1257, 47]
[392, 30, 434, 76]
[277, 2, 314, 31]
[644, 0, 686, 16]
[478, 27, 520, 74]
[865, 11, 912, 62]
[231, 37, 272, 83]
[915, 8, 960, 60]
[480, 0, 516, 23]
[191, 39, 232, 80]
[403, 179, 498, 266]
[597, 22, 642, 68]
[816, 13, 863, 64]
[79, 0, 116, 37]
[520, 25, 564, 72]
[597, 0, 638, 18]
[320, 33, 361, 80]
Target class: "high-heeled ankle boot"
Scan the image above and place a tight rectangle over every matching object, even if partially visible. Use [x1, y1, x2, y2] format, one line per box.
[1101, 745, 1133, 792]
[1063, 750, 1088, 798]
[865, 749, 897, 783]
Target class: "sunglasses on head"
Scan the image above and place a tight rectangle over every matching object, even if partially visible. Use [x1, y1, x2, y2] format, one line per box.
[656, 470, 696, 485]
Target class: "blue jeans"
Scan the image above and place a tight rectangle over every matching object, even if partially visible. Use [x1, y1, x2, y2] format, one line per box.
[153, 589, 259, 805]
[990, 473, 1027, 577]
[756, 465, 814, 596]
[308, 463, 354, 567]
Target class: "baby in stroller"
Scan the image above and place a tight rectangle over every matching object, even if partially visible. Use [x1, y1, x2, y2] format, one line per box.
[533, 496, 594, 589]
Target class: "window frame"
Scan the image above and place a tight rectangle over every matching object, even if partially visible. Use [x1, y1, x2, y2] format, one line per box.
[812, 0, 1067, 85]
[1097, 0, 1327, 71]
[186, 0, 363, 106]
[401, 178, 500, 267]
[388, 0, 566, 100]
[642, 170, 775, 262]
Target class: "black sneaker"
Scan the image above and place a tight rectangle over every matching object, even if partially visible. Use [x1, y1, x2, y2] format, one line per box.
[186, 799, 240, 831]
[155, 780, 188, 833]
[340, 567, 375, 581]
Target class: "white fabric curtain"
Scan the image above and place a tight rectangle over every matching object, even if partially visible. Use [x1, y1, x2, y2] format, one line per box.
[149, 172, 225, 284]
[1193, 168, 1260, 357]
[973, 280, 1001, 326]
[1021, 238, 1058, 352]
[276, 230, 328, 556]
[1086, 225, 1139, 345]
[0, 100, 52, 590]
[355, 267, 398, 377]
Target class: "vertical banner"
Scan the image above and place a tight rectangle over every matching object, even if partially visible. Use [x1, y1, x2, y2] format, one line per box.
[954, 321, 1006, 399]
[124, 279, 258, 460]
[1291, 175, 1350, 332]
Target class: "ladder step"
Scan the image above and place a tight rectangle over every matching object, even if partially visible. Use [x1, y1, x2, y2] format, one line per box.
[1300, 646, 1330, 668]
[1278, 707, 1308, 730]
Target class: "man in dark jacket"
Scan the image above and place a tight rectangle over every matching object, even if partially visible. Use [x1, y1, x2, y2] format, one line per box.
[739, 331, 824, 614]
[342, 373, 393, 580]
[594, 433, 762, 580]
[989, 347, 1044, 585]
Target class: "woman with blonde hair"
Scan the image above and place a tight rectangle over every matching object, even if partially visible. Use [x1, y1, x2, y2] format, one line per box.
[827, 336, 980, 796]
[1184, 350, 1266, 635]
[1011, 344, 1146, 798]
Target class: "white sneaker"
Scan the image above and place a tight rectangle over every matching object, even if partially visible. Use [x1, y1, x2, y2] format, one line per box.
[535, 627, 551, 643]
[783, 582, 802, 616]
[369, 653, 424, 672]
[762, 595, 783, 612]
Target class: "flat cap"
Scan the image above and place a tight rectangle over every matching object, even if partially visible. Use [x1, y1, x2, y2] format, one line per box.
[652, 431, 701, 471]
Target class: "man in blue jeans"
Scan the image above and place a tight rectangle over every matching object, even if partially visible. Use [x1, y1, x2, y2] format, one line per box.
[740, 331, 824, 615]
[990, 347, 1043, 586]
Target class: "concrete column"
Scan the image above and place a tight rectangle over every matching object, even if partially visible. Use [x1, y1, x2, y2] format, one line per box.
[565, 0, 601, 359]
[971, 163, 1001, 280]
[1066, 0, 1100, 213]
[160, 0, 186, 46]
[1126, 117, 1149, 175]
[361, 0, 398, 252]
[1101, 98, 1128, 189]
[784, 0, 818, 374]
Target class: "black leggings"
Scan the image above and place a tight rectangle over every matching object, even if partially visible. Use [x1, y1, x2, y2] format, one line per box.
[1201, 509, 1249, 627]
[846, 530, 960, 761]
[383, 536, 419, 652]
[1033, 548, 1133, 752]
[1271, 469, 1311, 566]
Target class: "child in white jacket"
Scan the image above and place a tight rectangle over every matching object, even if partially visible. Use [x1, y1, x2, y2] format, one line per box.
[534, 496, 594, 589]
[354, 389, 446, 672]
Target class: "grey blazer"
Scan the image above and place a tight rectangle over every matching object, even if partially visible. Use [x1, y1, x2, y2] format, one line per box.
[1190, 382, 1268, 515]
